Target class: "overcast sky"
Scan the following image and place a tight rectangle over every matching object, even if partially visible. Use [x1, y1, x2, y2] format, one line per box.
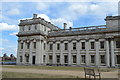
[0, 0, 119, 57]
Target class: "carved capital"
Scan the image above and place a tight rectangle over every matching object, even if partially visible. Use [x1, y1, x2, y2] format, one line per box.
[53, 41, 56, 43]
[95, 39, 99, 41]
[86, 39, 89, 42]
[60, 40, 64, 43]
[68, 40, 72, 43]
[33, 39, 36, 42]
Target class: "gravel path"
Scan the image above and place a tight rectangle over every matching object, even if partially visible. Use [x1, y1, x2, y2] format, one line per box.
[2, 67, 119, 78]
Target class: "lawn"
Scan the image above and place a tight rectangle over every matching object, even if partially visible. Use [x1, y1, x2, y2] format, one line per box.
[2, 72, 76, 78]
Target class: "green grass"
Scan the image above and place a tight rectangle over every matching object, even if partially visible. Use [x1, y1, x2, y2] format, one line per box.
[2, 72, 76, 78]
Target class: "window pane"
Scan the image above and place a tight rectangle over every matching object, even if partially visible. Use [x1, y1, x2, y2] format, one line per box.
[57, 44, 60, 50]
[21, 43, 23, 49]
[34, 42, 36, 49]
[81, 55, 85, 63]
[73, 55, 76, 63]
[101, 55, 105, 64]
[91, 42, 94, 49]
[65, 43, 68, 50]
[81, 42, 85, 49]
[35, 25, 37, 30]
[117, 55, 120, 64]
[73, 43, 76, 50]
[100, 41, 104, 49]
[50, 44, 53, 50]
[116, 41, 120, 48]
[28, 26, 30, 30]
[91, 55, 95, 63]
[64, 55, 68, 63]
[43, 55, 46, 63]
[49, 55, 52, 63]
[56, 55, 60, 63]
[44, 43, 46, 50]
[27, 43, 30, 49]
[20, 56, 22, 62]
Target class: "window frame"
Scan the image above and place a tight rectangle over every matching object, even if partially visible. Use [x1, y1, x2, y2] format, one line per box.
[91, 55, 95, 63]
[81, 42, 85, 49]
[91, 42, 95, 49]
[116, 41, 120, 48]
[50, 44, 53, 50]
[81, 55, 85, 63]
[73, 55, 77, 63]
[73, 43, 76, 50]
[100, 41, 104, 49]
[64, 43, 68, 50]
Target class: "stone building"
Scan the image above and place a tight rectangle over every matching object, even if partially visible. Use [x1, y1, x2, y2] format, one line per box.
[17, 14, 120, 67]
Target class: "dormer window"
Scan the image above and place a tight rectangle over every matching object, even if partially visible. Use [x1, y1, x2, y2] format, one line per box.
[44, 26, 46, 31]
[35, 25, 37, 30]
[28, 26, 31, 30]
[22, 27, 24, 31]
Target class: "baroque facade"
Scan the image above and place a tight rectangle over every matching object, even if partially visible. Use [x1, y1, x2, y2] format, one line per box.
[17, 14, 120, 67]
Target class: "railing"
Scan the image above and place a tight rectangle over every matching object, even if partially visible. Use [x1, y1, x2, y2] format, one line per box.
[48, 25, 107, 33]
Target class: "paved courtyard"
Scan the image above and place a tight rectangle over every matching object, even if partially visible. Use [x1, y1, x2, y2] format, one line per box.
[2, 66, 120, 79]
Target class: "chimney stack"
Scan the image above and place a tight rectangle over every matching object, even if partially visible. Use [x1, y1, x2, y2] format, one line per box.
[33, 14, 37, 18]
[63, 23, 67, 29]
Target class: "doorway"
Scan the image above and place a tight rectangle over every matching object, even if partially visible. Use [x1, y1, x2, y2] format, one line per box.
[117, 55, 120, 64]
[32, 56, 36, 64]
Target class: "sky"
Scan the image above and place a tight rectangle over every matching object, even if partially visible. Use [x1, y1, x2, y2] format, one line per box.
[0, 0, 119, 57]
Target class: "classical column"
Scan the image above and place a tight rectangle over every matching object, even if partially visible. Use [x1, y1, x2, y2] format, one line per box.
[16, 41, 20, 64]
[29, 40, 33, 65]
[53, 42, 56, 65]
[44, 42, 48, 65]
[86, 39, 90, 66]
[22, 41, 26, 64]
[68, 40, 72, 66]
[36, 40, 41, 65]
[95, 39, 100, 67]
[111, 38, 115, 67]
[41, 40, 44, 64]
[46, 42, 49, 64]
[77, 40, 80, 66]
[106, 38, 110, 67]
[60, 41, 64, 65]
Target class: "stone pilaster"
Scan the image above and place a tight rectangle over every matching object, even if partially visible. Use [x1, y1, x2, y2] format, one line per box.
[16, 41, 20, 64]
[86, 39, 90, 66]
[106, 38, 110, 67]
[60, 41, 64, 65]
[77, 40, 80, 66]
[22, 41, 26, 64]
[53, 42, 56, 65]
[95, 39, 100, 67]
[68, 40, 72, 66]
[36, 40, 41, 65]
[29, 41, 33, 65]
[46, 42, 49, 64]
[111, 38, 115, 67]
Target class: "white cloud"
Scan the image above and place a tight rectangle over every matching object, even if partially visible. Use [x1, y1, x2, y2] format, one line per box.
[51, 18, 73, 28]
[2, 0, 120, 2]
[59, 2, 118, 21]
[0, 23, 18, 31]
[0, 38, 9, 42]
[37, 14, 51, 22]
[9, 32, 18, 36]
[0, 48, 4, 51]
[7, 8, 20, 15]
[37, 14, 73, 28]
[36, 2, 49, 11]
